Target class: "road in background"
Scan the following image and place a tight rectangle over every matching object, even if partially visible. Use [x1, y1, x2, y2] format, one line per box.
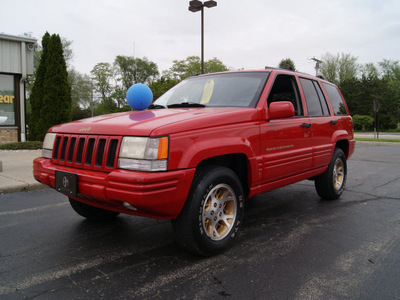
[355, 132, 400, 139]
[1, 143, 399, 299]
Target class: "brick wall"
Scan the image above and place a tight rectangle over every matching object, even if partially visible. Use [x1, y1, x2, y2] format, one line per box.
[0, 127, 18, 144]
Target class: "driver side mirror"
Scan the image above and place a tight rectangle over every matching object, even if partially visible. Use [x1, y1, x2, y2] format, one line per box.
[268, 101, 295, 120]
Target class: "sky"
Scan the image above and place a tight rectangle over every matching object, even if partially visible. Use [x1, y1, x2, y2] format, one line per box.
[2, 0, 400, 76]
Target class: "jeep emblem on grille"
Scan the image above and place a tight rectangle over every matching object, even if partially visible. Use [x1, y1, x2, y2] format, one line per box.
[62, 176, 69, 188]
[79, 127, 91, 132]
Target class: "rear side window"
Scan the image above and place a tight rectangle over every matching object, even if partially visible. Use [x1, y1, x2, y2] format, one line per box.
[322, 83, 348, 115]
[300, 78, 330, 116]
[268, 74, 303, 116]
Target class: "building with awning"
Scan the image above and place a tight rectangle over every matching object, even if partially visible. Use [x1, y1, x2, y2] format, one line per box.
[0, 33, 36, 144]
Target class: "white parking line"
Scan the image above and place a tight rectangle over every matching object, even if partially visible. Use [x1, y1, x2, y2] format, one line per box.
[0, 202, 68, 216]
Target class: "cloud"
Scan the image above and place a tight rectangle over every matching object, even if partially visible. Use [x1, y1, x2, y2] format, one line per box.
[2, 0, 399, 75]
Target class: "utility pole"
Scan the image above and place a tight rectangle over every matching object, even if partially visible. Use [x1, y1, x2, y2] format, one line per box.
[310, 57, 323, 76]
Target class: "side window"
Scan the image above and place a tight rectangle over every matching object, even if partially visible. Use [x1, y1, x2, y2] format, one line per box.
[313, 81, 330, 115]
[299, 78, 330, 116]
[267, 74, 303, 116]
[322, 83, 348, 115]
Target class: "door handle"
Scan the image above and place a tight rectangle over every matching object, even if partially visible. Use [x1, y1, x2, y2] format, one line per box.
[301, 123, 312, 128]
[330, 120, 338, 125]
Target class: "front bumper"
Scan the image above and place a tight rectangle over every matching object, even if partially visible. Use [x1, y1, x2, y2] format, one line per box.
[33, 157, 196, 219]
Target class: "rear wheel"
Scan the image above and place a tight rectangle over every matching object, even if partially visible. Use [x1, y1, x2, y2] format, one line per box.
[315, 148, 347, 200]
[69, 198, 120, 221]
[172, 166, 244, 256]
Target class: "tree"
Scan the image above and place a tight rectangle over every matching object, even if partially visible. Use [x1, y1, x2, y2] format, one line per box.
[69, 68, 93, 120]
[149, 76, 180, 100]
[379, 59, 400, 81]
[28, 32, 50, 141]
[114, 55, 159, 88]
[164, 56, 229, 80]
[360, 63, 379, 81]
[69, 68, 92, 110]
[29, 33, 71, 141]
[320, 53, 359, 85]
[340, 59, 400, 130]
[26, 34, 75, 128]
[204, 57, 230, 75]
[133, 57, 159, 84]
[114, 55, 135, 90]
[112, 55, 159, 109]
[378, 60, 400, 129]
[90, 62, 114, 114]
[27, 36, 73, 87]
[278, 58, 297, 71]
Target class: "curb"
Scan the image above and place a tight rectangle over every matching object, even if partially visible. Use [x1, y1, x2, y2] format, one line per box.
[0, 182, 47, 195]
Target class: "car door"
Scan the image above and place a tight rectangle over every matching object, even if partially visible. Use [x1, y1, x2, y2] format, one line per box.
[299, 77, 335, 169]
[260, 73, 313, 183]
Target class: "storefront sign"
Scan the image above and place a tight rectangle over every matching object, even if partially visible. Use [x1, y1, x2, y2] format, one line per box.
[0, 95, 14, 103]
[0, 74, 15, 126]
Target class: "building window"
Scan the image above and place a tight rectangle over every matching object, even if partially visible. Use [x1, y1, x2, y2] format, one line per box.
[0, 74, 15, 125]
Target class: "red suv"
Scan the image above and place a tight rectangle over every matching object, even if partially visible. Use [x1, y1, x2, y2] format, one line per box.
[33, 69, 355, 256]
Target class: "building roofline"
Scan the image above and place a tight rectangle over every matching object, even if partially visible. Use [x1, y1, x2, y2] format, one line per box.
[0, 33, 37, 43]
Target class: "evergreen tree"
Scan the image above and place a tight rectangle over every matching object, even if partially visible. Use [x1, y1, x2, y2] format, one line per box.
[29, 33, 71, 141]
[28, 32, 50, 140]
[278, 58, 297, 71]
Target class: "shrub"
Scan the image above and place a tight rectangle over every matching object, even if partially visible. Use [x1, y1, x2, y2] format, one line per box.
[0, 141, 43, 150]
[353, 115, 374, 131]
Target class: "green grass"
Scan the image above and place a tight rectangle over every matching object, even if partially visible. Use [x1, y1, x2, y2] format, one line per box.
[0, 141, 43, 150]
[356, 138, 400, 143]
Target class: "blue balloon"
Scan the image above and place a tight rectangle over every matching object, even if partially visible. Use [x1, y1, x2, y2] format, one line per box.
[126, 84, 153, 111]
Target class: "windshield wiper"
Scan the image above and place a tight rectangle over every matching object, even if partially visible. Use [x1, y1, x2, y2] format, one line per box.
[167, 102, 206, 108]
[148, 103, 166, 109]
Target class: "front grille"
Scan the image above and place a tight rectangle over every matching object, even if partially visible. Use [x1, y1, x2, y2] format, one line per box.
[51, 134, 122, 172]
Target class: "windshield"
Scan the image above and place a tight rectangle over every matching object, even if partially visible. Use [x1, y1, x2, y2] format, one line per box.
[153, 72, 269, 108]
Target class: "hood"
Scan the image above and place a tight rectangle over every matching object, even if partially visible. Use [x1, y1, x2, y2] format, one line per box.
[49, 107, 260, 137]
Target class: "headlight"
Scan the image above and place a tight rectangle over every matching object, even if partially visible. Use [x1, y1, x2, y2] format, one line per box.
[42, 133, 57, 158]
[118, 136, 169, 171]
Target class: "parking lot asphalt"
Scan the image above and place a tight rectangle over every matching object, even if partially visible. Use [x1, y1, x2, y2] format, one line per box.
[0, 142, 399, 299]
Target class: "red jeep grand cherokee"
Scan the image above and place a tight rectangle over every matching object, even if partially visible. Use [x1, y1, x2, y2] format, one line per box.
[33, 69, 355, 255]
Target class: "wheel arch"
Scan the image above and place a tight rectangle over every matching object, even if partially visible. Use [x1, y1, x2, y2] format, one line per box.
[196, 153, 250, 196]
[335, 139, 350, 158]
[331, 130, 351, 158]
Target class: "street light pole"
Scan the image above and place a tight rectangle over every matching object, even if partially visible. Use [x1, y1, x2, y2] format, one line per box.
[201, 5, 204, 74]
[310, 57, 323, 76]
[188, 0, 217, 74]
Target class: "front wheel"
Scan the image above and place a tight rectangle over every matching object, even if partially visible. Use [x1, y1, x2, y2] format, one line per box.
[172, 166, 244, 256]
[315, 148, 347, 200]
[69, 198, 120, 221]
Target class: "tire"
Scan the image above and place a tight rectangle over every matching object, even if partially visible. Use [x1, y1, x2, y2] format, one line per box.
[315, 148, 347, 200]
[172, 166, 244, 256]
[69, 198, 120, 221]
